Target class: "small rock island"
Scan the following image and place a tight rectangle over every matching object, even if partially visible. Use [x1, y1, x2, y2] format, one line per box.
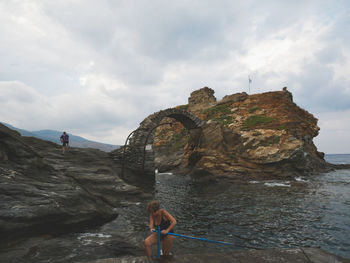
[153, 87, 329, 178]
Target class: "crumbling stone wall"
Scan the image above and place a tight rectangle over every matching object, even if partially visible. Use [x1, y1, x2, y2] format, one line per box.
[188, 87, 217, 113]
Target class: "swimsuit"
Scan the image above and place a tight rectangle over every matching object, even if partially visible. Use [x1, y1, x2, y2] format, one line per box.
[154, 210, 173, 240]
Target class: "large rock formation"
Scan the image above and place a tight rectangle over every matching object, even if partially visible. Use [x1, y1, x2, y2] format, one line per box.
[0, 123, 140, 246]
[187, 86, 216, 113]
[154, 87, 330, 178]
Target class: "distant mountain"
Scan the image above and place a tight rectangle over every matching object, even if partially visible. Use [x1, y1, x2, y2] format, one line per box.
[1, 122, 119, 152]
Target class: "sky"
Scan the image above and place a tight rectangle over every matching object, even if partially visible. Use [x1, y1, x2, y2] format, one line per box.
[1, 0, 350, 153]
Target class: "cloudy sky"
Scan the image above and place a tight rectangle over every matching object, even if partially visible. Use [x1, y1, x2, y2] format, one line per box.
[1, 0, 350, 153]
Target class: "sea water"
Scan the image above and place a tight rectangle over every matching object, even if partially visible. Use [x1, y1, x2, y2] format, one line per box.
[1, 154, 349, 262]
[150, 154, 350, 258]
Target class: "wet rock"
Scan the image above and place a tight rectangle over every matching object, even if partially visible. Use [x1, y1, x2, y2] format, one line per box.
[0, 123, 140, 246]
[86, 248, 350, 263]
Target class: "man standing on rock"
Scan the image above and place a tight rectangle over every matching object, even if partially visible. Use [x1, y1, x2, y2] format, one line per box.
[60, 131, 69, 155]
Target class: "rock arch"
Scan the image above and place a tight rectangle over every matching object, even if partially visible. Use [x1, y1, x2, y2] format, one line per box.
[113, 108, 204, 187]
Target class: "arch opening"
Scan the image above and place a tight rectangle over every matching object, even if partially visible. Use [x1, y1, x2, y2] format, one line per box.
[113, 108, 204, 190]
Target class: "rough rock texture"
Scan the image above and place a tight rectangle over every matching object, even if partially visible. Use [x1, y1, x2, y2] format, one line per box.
[0, 123, 141, 246]
[86, 247, 350, 263]
[187, 87, 216, 114]
[153, 87, 333, 178]
[153, 118, 189, 172]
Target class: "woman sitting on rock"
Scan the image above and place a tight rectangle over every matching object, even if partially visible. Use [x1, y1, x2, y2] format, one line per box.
[144, 200, 176, 257]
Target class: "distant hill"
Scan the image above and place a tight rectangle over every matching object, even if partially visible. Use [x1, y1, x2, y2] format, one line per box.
[1, 122, 119, 152]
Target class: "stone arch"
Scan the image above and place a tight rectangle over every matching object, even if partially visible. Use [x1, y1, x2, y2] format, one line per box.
[114, 108, 204, 188]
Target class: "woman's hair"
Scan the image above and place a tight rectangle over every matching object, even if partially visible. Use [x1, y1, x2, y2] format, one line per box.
[147, 200, 160, 213]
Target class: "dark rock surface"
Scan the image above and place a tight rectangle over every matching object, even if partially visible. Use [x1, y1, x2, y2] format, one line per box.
[86, 247, 350, 263]
[0, 123, 141, 248]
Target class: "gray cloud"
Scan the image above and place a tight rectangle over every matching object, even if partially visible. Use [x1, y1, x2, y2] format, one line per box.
[0, 0, 350, 152]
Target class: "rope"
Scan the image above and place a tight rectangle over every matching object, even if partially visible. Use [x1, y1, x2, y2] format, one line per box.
[157, 226, 161, 258]
[167, 232, 232, 245]
[153, 229, 263, 256]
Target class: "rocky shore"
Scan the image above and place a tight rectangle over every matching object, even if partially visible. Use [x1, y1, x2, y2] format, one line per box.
[0, 123, 141, 249]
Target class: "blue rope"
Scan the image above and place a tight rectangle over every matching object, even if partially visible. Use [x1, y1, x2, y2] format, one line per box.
[153, 229, 231, 245]
[167, 232, 232, 245]
[157, 226, 161, 258]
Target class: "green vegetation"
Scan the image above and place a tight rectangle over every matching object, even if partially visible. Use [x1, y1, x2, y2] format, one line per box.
[177, 104, 189, 110]
[242, 115, 275, 130]
[209, 115, 233, 126]
[203, 104, 232, 127]
[204, 104, 231, 118]
[248, 106, 261, 113]
[276, 124, 287, 131]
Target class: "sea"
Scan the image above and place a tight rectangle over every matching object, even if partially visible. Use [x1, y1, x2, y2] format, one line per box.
[1, 154, 349, 262]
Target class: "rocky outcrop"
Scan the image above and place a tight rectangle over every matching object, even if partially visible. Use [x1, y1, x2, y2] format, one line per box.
[0, 123, 140, 246]
[218, 92, 248, 105]
[153, 87, 333, 178]
[187, 86, 216, 114]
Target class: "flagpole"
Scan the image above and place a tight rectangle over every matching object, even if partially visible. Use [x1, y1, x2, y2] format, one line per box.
[248, 75, 251, 94]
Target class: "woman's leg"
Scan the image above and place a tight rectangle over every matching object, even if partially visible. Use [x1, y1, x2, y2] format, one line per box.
[144, 233, 157, 257]
[162, 235, 175, 255]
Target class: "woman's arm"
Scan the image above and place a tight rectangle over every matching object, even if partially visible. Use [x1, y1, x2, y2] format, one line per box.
[149, 215, 154, 233]
[163, 210, 177, 233]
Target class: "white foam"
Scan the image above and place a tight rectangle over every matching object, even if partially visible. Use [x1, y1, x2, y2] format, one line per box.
[249, 181, 260, 184]
[78, 233, 112, 239]
[264, 182, 291, 187]
[157, 172, 173, 175]
[77, 233, 112, 246]
[295, 177, 308, 182]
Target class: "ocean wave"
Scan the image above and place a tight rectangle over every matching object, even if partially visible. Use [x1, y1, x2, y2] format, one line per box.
[77, 233, 112, 245]
[249, 181, 260, 184]
[295, 177, 309, 182]
[264, 182, 291, 187]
